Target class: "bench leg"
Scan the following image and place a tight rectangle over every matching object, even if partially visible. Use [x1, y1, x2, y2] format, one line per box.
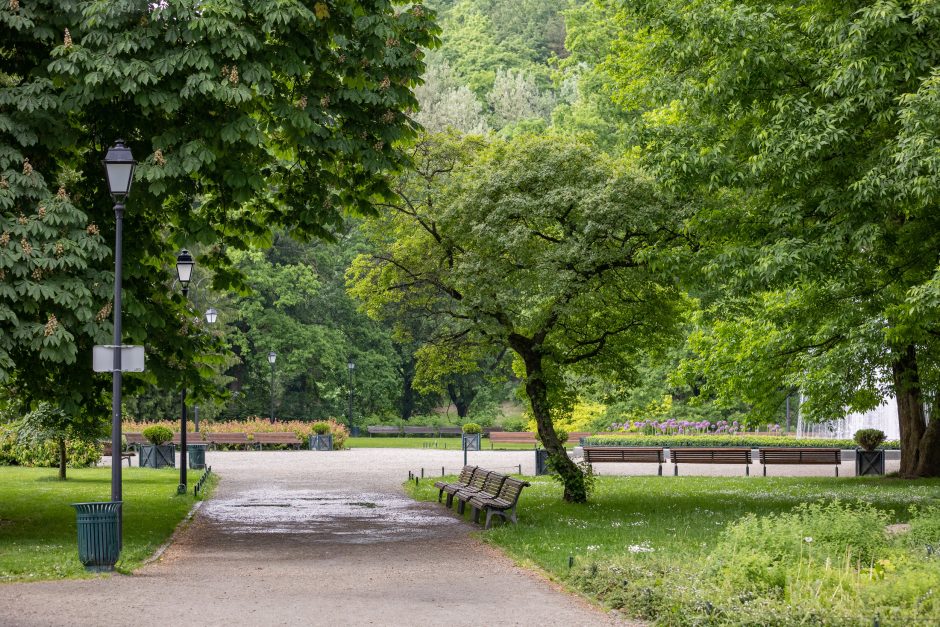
[763, 465, 767, 477]
[445, 492, 454, 508]
[471, 506, 480, 524]
[437, 488, 444, 503]
[745, 465, 749, 476]
[674, 464, 678, 476]
[657, 463, 662, 476]
[457, 499, 465, 515]
[835, 466, 839, 477]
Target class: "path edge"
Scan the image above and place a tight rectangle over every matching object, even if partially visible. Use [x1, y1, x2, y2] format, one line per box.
[142, 499, 205, 567]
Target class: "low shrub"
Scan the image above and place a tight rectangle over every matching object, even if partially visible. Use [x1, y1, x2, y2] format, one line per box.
[855, 428, 887, 451]
[0, 425, 100, 468]
[142, 425, 173, 445]
[310, 422, 332, 435]
[461, 422, 482, 434]
[583, 434, 901, 449]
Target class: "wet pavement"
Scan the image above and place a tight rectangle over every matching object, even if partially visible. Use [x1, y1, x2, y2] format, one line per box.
[0, 449, 624, 626]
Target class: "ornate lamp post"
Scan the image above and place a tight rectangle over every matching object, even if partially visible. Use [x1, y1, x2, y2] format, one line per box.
[175, 249, 195, 494]
[268, 351, 277, 421]
[347, 360, 355, 431]
[102, 140, 136, 524]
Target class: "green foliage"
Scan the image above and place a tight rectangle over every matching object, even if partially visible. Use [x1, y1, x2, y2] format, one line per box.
[855, 429, 888, 452]
[460, 422, 481, 434]
[0, 423, 100, 468]
[310, 421, 332, 435]
[583, 434, 900, 450]
[142, 425, 173, 446]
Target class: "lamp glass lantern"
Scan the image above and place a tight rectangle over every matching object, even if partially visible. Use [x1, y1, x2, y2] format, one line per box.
[347, 361, 355, 371]
[176, 249, 195, 288]
[268, 351, 277, 365]
[205, 307, 218, 324]
[102, 140, 136, 200]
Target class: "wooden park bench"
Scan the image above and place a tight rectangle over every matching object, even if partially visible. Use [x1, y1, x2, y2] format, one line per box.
[206, 432, 251, 450]
[583, 446, 666, 475]
[253, 432, 303, 450]
[671, 447, 753, 476]
[469, 476, 531, 529]
[366, 425, 403, 436]
[403, 425, 437, 436]
[124, 432, 147, 448]
[171, 432, 205, 446]
[434, 465, 478, 508]
[101, 442, 135, 466]
[488, 431, 591, 449]
[454, 471, 506, 515]
[758, 447, 842, 476]
[437, 426, 463, 436]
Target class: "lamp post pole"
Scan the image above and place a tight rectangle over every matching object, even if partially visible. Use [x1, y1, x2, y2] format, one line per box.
[103, 140, 136, 546]
[175, 250, 194, 494]
[268, 351, 277, 421]
[347, 360, 355, 431]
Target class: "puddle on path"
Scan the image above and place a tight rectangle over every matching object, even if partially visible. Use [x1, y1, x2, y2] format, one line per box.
[202, 489, 461, 543]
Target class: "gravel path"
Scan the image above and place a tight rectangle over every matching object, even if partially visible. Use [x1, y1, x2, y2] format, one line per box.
[0, 449, 627, 627]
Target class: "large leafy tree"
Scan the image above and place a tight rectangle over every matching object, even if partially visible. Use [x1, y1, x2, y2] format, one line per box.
[1, 1, 437, 418]
[349, 133, 686, 502]
[602, 0, 940, 476]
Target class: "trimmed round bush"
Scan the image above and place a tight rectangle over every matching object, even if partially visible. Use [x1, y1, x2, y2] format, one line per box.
[854, 428, 887, 451]
[461, 422, 482, 434]
[311, 421, 332, 435]
[142, 425, 173, 445]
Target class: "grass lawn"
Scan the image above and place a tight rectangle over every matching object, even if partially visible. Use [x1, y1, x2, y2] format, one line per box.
[408, 475, 940, 625]
[347, 436, 563, 450]
[0, 466, 216, 582]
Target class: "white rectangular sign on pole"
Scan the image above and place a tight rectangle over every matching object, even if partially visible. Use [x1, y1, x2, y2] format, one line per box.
[93, 345, 145, 372]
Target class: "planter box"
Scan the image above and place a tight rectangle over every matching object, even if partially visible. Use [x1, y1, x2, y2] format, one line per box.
[462, 433, 481, 451]
[535, 448, 550, 476]
[139, 444, 175, 468]
[856, 449, 885, 476]
[310, 434, 333, 451]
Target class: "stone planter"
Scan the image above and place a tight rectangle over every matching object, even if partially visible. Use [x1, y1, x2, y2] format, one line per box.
[462, 433, 481, 451]
[310, 434, 333, 451]
[856, 449, 885, 476]
[139, 444, 175, 468]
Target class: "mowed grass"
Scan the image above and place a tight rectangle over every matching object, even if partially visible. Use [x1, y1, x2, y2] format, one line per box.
[347, 436, 552, 450]
[408, 475, 940, 625]
[0, 466, 217, 582]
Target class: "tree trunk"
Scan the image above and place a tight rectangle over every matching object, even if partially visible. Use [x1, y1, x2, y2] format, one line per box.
[891, 345, 939, 477]
[447, 382, 472, 418]
[511, 338, 587, 503]
[58, 438, 67, 480]
[399, 354, 416, 420]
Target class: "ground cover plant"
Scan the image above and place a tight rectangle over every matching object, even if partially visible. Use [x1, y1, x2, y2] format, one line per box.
[0, 466, 216, 582]
[407, 475, 940, 625]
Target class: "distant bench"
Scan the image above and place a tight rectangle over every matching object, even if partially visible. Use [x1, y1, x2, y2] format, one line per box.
[488, 431, 590, 448]
[759, 447, 841, 476]
[671, 448, 753, 476]
[253, 432, 303, 450]
[206, 432, 251, 450]
[101, 442, 135, 466]
[583, 446, 666, 475]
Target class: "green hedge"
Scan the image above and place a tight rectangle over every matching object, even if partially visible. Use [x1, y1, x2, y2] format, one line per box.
[582, 434, 901, 449]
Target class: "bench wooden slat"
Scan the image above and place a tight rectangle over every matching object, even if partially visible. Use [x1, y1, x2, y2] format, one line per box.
[759, 447, 841, 476]
[366, 426, 403, 436]
[468, 477, 531, 529]
[671, 447, 752, 476]
[254, 432, 302, 449]
[582, 447, 665, 475]
[454, 472, 506, 514]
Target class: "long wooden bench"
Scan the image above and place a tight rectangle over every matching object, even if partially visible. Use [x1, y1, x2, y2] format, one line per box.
[583, 447, 666, 475]
[671, 447, 753, 476]
[759, 447, 841, 476]
[403, 425, 436, 436]
[434, 465, 477, 507]
[253, 432, 302, 449]
[101, 442, 135, 466]
[469, 476, 531, 529]
[437, 426, 463, 436]
[171, 432, 205, 446]
[206, 432, 251, 450]
[124, 432, 147, 448]
[367, 425, 402, 436]
[454, 471, 506, 515]
[489, 431, 590, 448]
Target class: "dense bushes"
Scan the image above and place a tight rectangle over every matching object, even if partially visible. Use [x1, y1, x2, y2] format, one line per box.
[0, 425, 101, 468]
[123, 417, 350, 450]
[583, 434, 901, 449]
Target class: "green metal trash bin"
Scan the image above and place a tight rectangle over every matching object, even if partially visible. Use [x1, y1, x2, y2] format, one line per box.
[187, 443, 208, 469]
[72, 501, 122, 572]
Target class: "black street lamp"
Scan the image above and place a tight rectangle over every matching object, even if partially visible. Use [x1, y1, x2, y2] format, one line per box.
[175, 249, 196, 494]
[268, 351, 277, 421]
[347, 360, 355, 431]
[102, 139, 136, 536]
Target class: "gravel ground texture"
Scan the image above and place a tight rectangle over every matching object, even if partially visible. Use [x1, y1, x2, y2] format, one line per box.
[0, 449, 628, 627]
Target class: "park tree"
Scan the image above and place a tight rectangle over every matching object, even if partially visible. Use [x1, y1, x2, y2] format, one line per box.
[349, 133, 686, 501]
[601, 0, 940, 476]
[16, 402, 104, 480]
[1, 1, 437, 422]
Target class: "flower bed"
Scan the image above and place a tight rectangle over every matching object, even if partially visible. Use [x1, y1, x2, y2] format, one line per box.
[122, 417, 349, 449]
[583, 434, 901, 449]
